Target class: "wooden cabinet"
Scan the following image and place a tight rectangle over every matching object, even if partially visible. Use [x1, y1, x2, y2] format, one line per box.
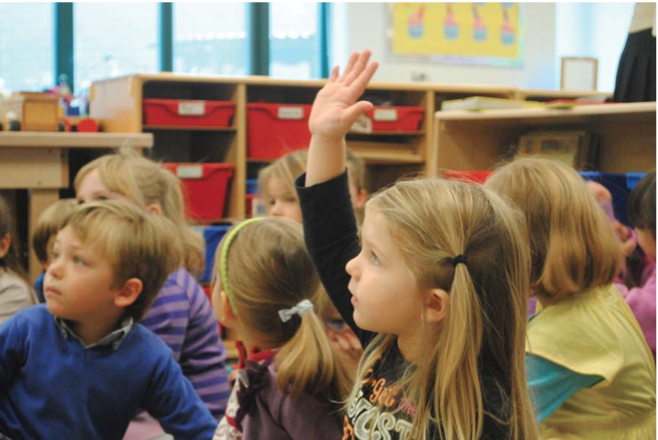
[431, 102, 656, 174]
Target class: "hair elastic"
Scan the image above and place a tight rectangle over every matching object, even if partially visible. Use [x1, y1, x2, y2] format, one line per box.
[220, 217, 265, 315]
[278, 299, 314, 323]
[452, 254, 468, 267]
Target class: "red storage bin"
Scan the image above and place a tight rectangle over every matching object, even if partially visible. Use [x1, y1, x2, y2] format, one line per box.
[444, 170, 492, 184]
[161, 163, 234, 220]
[143, 99, 235, 127]
[364, 106, 424, 131]
[247, 103, 312, 159]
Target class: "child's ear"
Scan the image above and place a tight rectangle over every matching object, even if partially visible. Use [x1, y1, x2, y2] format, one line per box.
[220, 290, 238, 329]
[146, 203, 163, 216]
[0, 233, 11, 259]
[114, 278, 143, 308]
[353, 189, 368, 210]
[424, 288, 450, 323]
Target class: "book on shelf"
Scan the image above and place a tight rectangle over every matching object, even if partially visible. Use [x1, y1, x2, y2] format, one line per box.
[515, 130, 599, 170]
[441, 96, 544, 112]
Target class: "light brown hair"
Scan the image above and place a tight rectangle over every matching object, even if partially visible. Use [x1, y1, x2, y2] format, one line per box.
[258, 148, 366, 212]
[32, 198, 77, 264]
[354, 178, 538, 440]
[74, 148, 204, 275]
[214, 217, 351, 401]
[486, 158, 622, 302]
[63, 200, 181, 321]
[0, 195, 28, 282]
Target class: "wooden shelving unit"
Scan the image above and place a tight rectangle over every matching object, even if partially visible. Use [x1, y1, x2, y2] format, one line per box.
[431, 102, 656, 174]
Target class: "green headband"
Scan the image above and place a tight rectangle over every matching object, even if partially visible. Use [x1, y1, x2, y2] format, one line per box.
[220, 217, 264, 315]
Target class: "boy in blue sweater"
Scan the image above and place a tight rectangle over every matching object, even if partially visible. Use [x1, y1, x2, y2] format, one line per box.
[0, 201, 217, 440]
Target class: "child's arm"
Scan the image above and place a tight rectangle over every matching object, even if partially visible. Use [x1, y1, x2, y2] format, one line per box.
[296, 51, 379, 346]
[145, 354, 218, 440]
[305, 50, 378, 187]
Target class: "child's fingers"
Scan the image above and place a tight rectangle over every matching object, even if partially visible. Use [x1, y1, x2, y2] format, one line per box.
[329, 65, 339, 82]
[339, 51, 360, 84]
[342, 51, 372, 87]
[342, 101, 374, 126]
[349, 61, 379, 96]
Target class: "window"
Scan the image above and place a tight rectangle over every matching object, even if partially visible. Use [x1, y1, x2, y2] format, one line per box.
[0, 3, 54, 92]
[173, 3, 248, 76]
[74, 3, 158, 92]
[270, 3, 320, 79]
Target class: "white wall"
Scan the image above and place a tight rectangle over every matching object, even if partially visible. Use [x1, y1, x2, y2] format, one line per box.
[341, 3, 557, 89]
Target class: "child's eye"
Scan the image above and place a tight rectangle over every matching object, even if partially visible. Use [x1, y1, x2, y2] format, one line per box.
[371, 252, 381, 266]
[73, 256, 86, 266]
[51, 252, 60, 260]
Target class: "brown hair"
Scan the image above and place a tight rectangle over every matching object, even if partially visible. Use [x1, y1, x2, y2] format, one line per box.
[214, 217, 351, 401]
[354, 178, 538, 440]
[628, 170, 656, 237]
[0, 195, 28, 282]
[63, 201, 182, 321]
[74, 147, 204, 275]
[32, 199, 77, 264]
[486, 158, 622, 302]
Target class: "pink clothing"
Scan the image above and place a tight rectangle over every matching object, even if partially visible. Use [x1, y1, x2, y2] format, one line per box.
[615, 262, 656, 357]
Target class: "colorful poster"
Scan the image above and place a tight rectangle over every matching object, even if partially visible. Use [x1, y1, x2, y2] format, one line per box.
[388, 3, 524, 67]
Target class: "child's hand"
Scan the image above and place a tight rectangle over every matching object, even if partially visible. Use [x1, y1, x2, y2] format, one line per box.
[309, 50, 379, 142]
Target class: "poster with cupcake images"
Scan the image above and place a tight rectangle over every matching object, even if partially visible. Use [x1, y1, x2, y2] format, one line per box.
[389, 2, 524, 67]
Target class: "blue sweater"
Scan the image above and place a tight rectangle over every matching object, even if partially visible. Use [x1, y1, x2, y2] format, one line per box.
[0, 305, 217, 440]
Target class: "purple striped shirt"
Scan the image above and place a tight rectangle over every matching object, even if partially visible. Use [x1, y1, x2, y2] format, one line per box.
[141, 268, 229, 420]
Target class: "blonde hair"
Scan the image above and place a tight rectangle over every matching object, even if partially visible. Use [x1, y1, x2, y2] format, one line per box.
[63, 201, 182, 321]
[353, 178, 538, 440]
[32, 198, 77, 264]
[486, 158, 622, 302]
[74, 148, 205, 275]
[259, 148, 366, 212]
[214, 217, 351, 401]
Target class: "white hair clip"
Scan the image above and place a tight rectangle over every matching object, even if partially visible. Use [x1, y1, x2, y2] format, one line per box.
[278, 299, 314, 323]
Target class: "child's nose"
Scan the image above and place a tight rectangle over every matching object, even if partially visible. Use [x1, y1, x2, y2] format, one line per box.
[47, 259, 63, 278]
[345, 255, 360, 280]
[270, 201, 283, 217]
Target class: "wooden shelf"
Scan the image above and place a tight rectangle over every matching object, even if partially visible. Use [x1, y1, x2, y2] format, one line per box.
[144, 125, 237, 132]
[432, 102, 656, 174]
[0, 132, 153, 148]
[347, 130, 425, 136]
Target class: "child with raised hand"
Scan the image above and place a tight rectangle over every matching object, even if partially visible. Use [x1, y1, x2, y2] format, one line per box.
[614, 171, 656, 357]
[0, 195, 36, 326]
[31, 198, 77, 303]
[75, 149, 230, 422]
[0, 201, 216, 439]
[259, 149, 365, 371]
[487, 158, 656, 440]
[212, 217, 350, 440]
[295, 50, 538, 440]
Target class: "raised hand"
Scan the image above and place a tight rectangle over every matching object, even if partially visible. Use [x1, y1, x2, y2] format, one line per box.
[309, 50, 379, 142]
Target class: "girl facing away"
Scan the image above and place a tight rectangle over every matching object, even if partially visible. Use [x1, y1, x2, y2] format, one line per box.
[486, 158, 656, 440]
[212, 217, 351, 440]
[74, 149, 230, 425]
[258, 148, 366, 371]
[295, 50, 538, 440]
[0, 195, 37, 326]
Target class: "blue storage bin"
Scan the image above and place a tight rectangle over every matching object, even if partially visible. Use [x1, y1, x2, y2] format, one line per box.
[626, 172, 646, 190]
[246, 179, 259, 194]
[580, 171, 644, 226]
[194, 225, 231, 283]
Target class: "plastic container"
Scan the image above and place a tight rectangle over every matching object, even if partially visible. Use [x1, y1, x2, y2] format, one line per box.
[143, 99, 235, 127]
[161, 163, 234, 220]
[580, 171, 641, 226]
[364, 106, 424, 131]
[194, 225, 231, 283]
[443, 170, 492, 184]
[246, 103, 312, 159]
[246, 179, 259, 194]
